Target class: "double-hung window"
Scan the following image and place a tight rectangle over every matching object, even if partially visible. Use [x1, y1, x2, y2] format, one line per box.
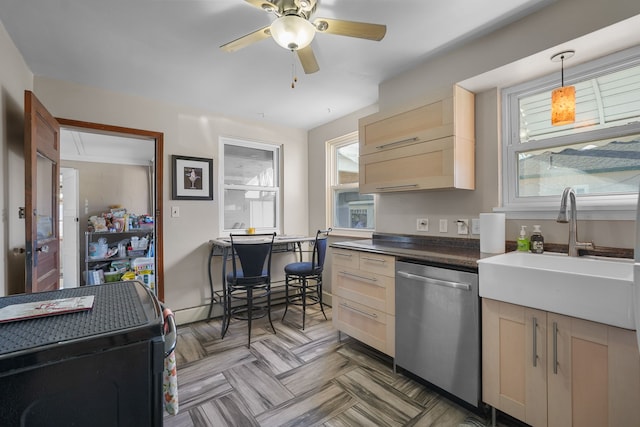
[327, 132, 375, 232]
[501, 46, 640, 220]
[220, 137, 280, 233]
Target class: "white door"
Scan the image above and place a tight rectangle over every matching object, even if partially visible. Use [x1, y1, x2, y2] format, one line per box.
[61, 167, 79, 288]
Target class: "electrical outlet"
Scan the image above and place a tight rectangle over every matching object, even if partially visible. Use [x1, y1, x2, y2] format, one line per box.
[471, 218, 480, 235]
[171, 206, 180, 218]
[457, 219, 469, 235]
[416, 218, 429, 231]
[439, 219, 448, 233]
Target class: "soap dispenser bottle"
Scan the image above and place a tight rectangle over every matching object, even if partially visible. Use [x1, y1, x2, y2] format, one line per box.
[517, 226, 529, 252]
[530, 225, 544, 254]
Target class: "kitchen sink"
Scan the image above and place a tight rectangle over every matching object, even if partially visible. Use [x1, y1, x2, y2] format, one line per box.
[477, 251, 635, 329]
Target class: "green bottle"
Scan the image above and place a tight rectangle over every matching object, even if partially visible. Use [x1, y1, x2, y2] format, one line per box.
[517, 225, 529, 252]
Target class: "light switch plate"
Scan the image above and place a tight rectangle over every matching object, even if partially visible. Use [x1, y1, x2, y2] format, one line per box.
[171, 206, 180, 218]
[471, 218, 480, 235]
[417, 218, 429, 231]
[439, 219, 448, 233]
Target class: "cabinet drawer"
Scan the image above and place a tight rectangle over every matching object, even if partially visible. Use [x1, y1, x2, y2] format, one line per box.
[358, 252, 395, 277]
[333, 296, 395, 357]
[332, 249, 359, 269]
[333, 266, 395, 315]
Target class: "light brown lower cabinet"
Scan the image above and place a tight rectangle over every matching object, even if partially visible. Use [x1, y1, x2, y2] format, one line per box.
[482, 298, 640, 427]
[332, 249, 395, 356]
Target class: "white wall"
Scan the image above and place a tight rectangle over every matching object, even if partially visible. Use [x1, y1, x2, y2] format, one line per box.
[26, 77, 309, 320]
[308, 0, 640, 255]
[0, 20, 33, 297]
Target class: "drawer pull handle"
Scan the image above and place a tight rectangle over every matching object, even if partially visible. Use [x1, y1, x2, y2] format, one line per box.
[335, 252, 353, 258]
[532, 316, 538, 368]
[553, 321, 559, 375]
[361, 256, 387, 263]
[339, 271, 380, 284]
[375, 137, 419, 150]
[341, 302, 378, 319]
[375, 184, 419, 191]
[397, 271, 471, 291]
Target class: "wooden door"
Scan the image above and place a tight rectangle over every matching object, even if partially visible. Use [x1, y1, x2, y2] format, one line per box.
[482, 299, 547, 427]
[24, 90, 61, 293]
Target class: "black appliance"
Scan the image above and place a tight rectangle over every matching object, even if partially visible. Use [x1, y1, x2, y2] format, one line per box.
[0, 281, 169, 426]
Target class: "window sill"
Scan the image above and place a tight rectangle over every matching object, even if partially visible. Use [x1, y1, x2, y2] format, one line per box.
[327, 228, 374, 239]
[494, 201, 636, 221]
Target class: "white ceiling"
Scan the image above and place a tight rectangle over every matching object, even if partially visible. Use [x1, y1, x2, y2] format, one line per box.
[0, 0, 552, 130]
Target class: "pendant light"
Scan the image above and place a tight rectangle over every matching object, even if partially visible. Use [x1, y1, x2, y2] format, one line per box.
[551, 50, 576, 126]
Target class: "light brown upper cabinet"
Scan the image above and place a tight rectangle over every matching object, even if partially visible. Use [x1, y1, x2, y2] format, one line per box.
[358, 85, 475, 193]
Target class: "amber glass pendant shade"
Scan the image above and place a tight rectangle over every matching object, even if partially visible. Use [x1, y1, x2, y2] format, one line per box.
[550, 50, 576, 126]
[551, 85, 576, 126]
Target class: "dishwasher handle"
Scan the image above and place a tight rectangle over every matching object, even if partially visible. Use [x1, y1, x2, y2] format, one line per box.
[397, 270, 471, 291]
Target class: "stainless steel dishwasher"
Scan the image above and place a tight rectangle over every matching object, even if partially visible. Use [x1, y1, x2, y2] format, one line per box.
[395, 260, 479, 407]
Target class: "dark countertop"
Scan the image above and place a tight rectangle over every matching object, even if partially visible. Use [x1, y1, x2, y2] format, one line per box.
[330, 232, 633, 272]
[330, 233, 484, 271]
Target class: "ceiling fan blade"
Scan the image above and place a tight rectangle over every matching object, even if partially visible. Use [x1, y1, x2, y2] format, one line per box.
[297, 46, 319, 74]
[220, 26, 272, 53]
[244, 0, 278, 13]
[313, 18, 386, 41]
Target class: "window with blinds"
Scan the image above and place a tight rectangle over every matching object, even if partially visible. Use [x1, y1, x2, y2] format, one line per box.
[501, 46, 640, 218]
[519, 64, 640, 143]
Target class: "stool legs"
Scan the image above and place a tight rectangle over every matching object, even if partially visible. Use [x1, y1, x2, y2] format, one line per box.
[317, 278, 327, 321]
[301, 277, 307, 330]
[267, 285, 275, 334]
[282, 273, 326, 330]
[282, 274, 291, 322]
[246, 287, 253, 348]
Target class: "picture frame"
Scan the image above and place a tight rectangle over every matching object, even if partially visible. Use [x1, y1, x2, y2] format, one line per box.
[171, 155, 214, 200]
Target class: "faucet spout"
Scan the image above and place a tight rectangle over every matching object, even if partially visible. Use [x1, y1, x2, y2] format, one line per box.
[557, 187, 594, 256]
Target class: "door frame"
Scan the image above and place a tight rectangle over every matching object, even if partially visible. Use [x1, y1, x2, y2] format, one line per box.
[60, 167, 79, 288]
[56, 118, 165, 301]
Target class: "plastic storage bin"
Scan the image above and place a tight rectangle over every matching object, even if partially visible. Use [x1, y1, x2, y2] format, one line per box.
[133, 257, 155, 293]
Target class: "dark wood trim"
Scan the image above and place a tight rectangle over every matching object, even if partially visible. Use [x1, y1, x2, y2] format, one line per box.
[56, 118, 165, 302]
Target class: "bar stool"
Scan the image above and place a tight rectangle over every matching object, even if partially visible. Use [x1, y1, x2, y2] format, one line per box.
[222, 232, 276, 348]
[282, 229, 331, 329]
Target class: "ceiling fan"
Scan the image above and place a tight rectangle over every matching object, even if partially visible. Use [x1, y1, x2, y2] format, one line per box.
[220, 0, 387, 74]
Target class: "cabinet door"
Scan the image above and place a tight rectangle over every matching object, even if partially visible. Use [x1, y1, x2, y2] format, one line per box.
[482, 299, 547, 427]
[359, 101, 450, 156]
[359, 135, 475, 193]
[547, 314, 640, 427]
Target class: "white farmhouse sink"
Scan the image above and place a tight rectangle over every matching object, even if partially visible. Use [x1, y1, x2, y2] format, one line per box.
[477, 251, 635, 329]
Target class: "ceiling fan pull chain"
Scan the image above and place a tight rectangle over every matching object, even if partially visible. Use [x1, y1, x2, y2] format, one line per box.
[291, 50, 298, 88]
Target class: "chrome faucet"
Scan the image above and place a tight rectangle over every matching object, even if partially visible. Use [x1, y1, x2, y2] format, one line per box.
[557, 187, 594, 256]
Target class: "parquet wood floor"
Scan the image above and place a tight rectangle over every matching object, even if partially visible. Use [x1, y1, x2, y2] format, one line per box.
[164, 304, 492, 427]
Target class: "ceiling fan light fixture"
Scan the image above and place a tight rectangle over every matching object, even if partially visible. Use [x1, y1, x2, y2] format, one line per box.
[270, 15, 316, 50]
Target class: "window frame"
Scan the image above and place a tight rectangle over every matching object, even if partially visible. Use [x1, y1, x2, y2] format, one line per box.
[219, 136, 281, 235]
[326, 132, 375, 237]
[500, 46, 640, 220]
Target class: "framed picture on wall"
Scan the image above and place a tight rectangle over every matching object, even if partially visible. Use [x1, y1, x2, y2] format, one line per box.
[171, 155, 214, 200]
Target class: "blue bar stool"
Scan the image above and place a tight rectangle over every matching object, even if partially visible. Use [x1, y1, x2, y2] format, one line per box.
[282, 229, 331, 329]
[222, 232, 276, 348]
